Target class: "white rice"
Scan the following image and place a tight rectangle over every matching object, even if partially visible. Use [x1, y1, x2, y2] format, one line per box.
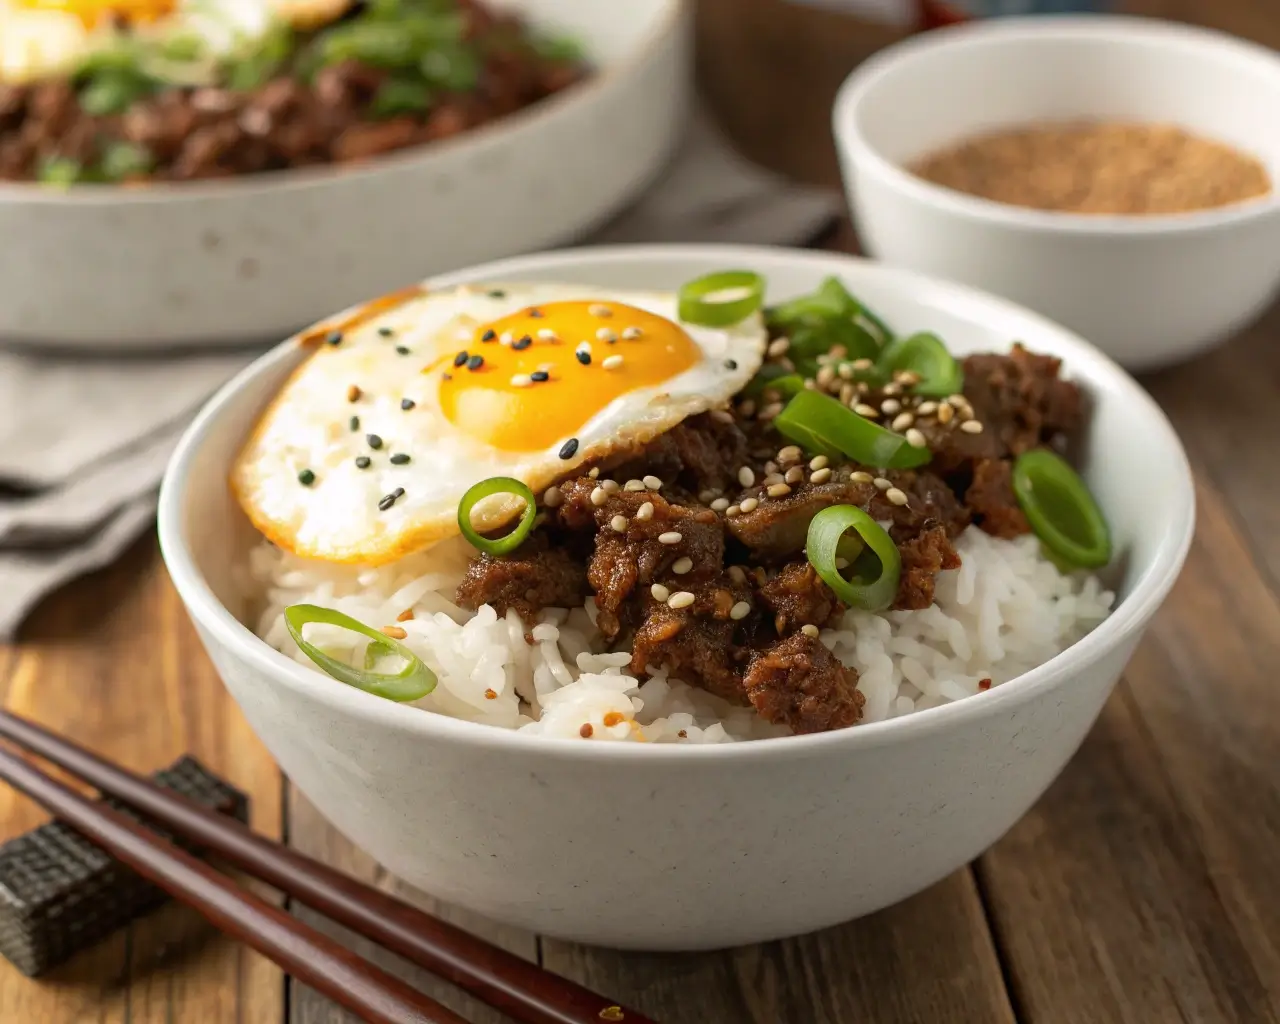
[251, 527, 1114, 743]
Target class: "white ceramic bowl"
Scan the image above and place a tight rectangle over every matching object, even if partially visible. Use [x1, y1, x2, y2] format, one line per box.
[0, 0, 688, 350]
[833, 16, 1280, 371]
[158, 244, 1194, 950]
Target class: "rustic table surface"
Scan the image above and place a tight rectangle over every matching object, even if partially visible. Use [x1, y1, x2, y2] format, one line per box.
[2, 2, 1278, 1022]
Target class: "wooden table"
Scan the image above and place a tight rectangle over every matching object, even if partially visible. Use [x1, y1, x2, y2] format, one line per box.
[3, 2, 1279, 1021]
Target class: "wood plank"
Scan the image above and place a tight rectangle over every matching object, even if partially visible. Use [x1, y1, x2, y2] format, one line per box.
[541, 871, 1015, 1024]
[286, 787, 538, 1024]
[976, 480, 1280, 1024]
[0, 537, 284, 1024]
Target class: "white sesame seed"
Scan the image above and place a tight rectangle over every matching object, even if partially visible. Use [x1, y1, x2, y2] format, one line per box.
[760, 402, 783, 419]
[763, 472, 784, 486]
[881, 399, 902, 415]
[543, 486, 563, 508]
[710, 498, 730, 512]
[601, 479, 620, 494]
[576, 340, 591, 354]
[590, 486, 608, 506]
[698, 490, 716, 502]
[895, 370, 921, 386]
[589, 304, 612, 317]
[906, 428, 928, 448]
[711, 409, 735, 424]
[837, 363, 854, 381]
[611, 515, 628, 533]
[916, 401, 938, 416]
[948, 393, 967, 406]
[851, 358, 873, 370]
[835, 557, 849, 570]
[767, 338, 791, 357]
[886, 487, 909, 506]
[643, 475, 663, 490]
[596, 327, 617, 343]
[636, 501, 654, 521]
[650, 583, 670, 602]
[510, 374, 533, 388]
[588, 467, 600, 478]
[730, 601, 751, 621]
[839, 383, 856, 404]
[624, 479, 646, 491]
[667, 591, 696, 610]
[767, 483, 792, 497]
[658, 531, 683, 545]
[537, 328, 557, 341]
[853, 404, 879, 418]
[961, 419, 985, 434]
[785, 466, 805, 484]
[602, 355, 624, 371]
[801, 624, 820, 639]
[739, 497, 759, 513]
[672, 556, 693, 575]
[726, 505, 742, 517]
[777, 446, 801, 464]
[883, 382, 902, 396]
[938, 402, 955, 424]
[738, 466, 755, 487]
[873, 477, 892, 491]
[815, 366, 835, 387]
[621, 326, 643, 340]
[808, 455, 829, 471]
[852, 471, 874, 484]
[891, 412, 914, 432]
[728, 566, 747, 584]
[810, 467, 832, 484]
[764, 461, 779, 475]
[499, 331, 514, 345]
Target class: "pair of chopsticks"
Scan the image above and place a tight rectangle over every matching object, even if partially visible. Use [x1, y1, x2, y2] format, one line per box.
[0, 711, 653, 1024]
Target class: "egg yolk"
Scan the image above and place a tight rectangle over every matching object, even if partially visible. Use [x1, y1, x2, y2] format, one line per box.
[439, 301, 701, 452]
[16, 0, 175, 27]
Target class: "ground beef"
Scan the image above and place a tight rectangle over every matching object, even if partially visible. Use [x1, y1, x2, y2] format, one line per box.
[455, 536, 587, 623]
[743, 633, 864, 734]
[895, 525, 963, 610]
[757, 562, 842, 635]
[630, 602, 752, 705]
[609, 412, 751, 496]
[965, 458, 1031, 539]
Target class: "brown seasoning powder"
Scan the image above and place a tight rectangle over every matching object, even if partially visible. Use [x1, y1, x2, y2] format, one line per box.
[909, 122, 1272, 215]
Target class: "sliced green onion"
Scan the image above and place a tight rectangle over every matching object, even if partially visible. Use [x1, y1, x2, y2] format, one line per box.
[284, 604, 436, 701]
[806, 505, 901, 611]
[878, 332, 963, 397]
[678, 270, 765, 327]
[745, 365, 806, 400]
[36, 156, 84, 187]
[1012, 449, 1111, 570]
[371, 76, 434, 117]
[774, 390, 931, 470]
[458, 476, 537, 555]
[98, 141, 152, 181]
[766, 276, 855, 328]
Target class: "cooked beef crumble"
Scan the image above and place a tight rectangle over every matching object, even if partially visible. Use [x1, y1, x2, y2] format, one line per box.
[455, 347, 1083, 735]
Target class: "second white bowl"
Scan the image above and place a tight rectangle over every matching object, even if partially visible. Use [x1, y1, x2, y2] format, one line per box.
[834, 16, 1280, 371]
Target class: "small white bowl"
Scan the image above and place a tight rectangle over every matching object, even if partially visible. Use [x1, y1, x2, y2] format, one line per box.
[833, 16, 1280, 371]
[0, 0, 688, 350]
[159, 244, 1194, 950]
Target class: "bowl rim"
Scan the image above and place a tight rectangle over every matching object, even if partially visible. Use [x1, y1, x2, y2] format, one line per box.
[0, 0, 685, 206]
[158, 243, 1196, 763]
[833, 14, 1280, 237]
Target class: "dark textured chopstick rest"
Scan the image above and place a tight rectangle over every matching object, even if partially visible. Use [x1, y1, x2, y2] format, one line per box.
[0, 755, 248, 976]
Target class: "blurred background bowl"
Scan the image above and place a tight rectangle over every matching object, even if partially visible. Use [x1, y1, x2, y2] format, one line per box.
[833, 16, 1280, 371]
[0, 0, 689, 350]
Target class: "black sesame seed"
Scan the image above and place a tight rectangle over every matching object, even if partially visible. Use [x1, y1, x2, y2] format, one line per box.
[367, 433, 383, 450]
[325, 330, 343, 346]
[390, 453, 411, 465]
[393, 487, 405, 498]
[488, 289, 506, 298]
[396, 345, 411, 356]
[575, 349, 591, 366]
[481, 329, 496, 342]
[466, 354, 484, 370]
[528, 308, 544, 318]
[724, 359, 738, 370]
[355, 456, 371, 469]
[297, 468, 316, 486]
[453, 351, 469, 367]
[400, 398, 416, 410]
[378, 493, 397, 511]
[512, 335, 532, 351]
[530, 370, 550, 382]
[349, 415, 359, 431]
[559, 437, 579, 459]
[378, 326, 394, 337]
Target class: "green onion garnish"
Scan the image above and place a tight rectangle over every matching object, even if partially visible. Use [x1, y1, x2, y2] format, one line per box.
[877, 332, 963, 397]
[678, 270, 765, 327]
[1011, 449, 1111, 569]
[284, 604, 436, 702]
[457, 476, 537, 556]
[744, 364, 806, 399]
[806, 505, 902, 612]
[774, 390, 932, 470]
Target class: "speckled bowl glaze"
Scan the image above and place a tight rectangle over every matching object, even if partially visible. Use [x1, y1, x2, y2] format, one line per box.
[158, 245, 1194, 950]
[0, 0, 688, 349]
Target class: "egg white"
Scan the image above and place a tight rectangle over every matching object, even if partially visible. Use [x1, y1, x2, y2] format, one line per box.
[232, 282, 768, 565]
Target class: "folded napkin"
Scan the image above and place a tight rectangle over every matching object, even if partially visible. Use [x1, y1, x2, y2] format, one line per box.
[0, 111, 840, 639]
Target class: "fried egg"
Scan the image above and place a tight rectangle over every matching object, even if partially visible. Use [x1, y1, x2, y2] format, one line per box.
[232, 283, 767, 565]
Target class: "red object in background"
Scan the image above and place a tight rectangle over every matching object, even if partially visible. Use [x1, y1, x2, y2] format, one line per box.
[918, 1, 971, 27]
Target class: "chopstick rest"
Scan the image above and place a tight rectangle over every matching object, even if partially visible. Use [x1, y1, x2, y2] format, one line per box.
[0, 755, 248, 977]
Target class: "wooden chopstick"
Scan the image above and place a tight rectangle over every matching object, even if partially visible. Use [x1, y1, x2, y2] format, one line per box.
[0, 743, 463, 1024]
[0, 711, 652, 1024]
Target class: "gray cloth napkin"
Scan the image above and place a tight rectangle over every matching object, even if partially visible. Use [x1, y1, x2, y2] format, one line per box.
[0, 112, 840, 639]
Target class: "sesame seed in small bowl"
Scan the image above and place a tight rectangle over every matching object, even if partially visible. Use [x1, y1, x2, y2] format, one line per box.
[833, 16, 1280, 371]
